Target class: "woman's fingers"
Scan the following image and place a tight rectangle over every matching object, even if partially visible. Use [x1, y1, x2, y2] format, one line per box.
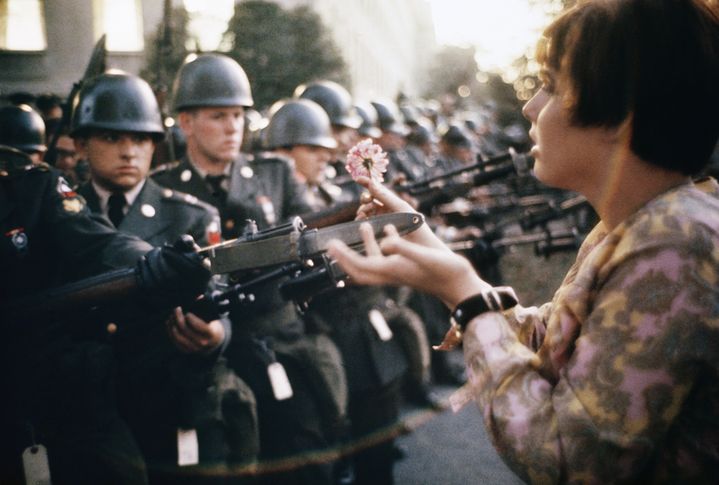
[360, 222, 382, 256]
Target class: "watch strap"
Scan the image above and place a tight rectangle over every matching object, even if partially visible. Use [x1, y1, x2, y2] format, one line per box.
[451, 286, 518, 331]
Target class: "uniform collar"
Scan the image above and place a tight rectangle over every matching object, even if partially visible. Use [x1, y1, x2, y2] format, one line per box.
[92, 179, 146, 214]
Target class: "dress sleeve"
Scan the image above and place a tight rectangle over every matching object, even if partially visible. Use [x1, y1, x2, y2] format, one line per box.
[462, 238, 716, 483]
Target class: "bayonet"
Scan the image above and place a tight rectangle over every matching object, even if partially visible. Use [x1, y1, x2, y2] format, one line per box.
[46, 35, 107, 157]
[203, 212, 424, 274]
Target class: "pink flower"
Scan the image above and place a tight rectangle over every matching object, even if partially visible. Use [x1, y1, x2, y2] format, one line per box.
[345, 138, 389, 183]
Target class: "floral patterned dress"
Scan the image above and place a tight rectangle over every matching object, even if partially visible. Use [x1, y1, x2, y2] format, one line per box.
[462, 178, 719, 483]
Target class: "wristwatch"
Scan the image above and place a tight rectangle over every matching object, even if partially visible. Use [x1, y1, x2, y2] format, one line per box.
[450, 286, 518, 333]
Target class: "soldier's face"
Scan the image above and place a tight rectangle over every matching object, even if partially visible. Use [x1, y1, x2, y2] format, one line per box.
[76, 130, 155, 192]
[332, 126, 359, 159]
[180, 107, 244, 166]
[289, 144, 332, 185]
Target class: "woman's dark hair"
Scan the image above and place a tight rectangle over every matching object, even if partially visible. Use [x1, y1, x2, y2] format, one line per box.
[538, 0, 719, 175]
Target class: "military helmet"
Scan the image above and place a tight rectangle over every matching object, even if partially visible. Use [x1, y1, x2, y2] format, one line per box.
[407, 122, 437, 147]
[0, 104, 46, 154]
[371, 100, 409, 136]
[294, 80, 361, 130]
[265, 99, 337, 150]
[172, 54, 254, 112]
[354, 102, 382, 139]
[71, 71, 165, 140]
[440, 124, 473, 149]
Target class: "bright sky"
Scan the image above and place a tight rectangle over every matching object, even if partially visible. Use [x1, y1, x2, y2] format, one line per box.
[428, 0, 559, 74]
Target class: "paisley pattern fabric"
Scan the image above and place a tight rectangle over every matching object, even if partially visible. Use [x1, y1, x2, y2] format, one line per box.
[463, 178, 719, 483]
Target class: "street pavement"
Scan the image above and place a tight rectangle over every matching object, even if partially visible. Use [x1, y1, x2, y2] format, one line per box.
[395, 385, 525, 485]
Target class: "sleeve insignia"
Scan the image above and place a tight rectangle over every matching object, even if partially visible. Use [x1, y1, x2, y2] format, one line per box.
[206, 219, 222, 246]
[56, 176, 77, 198]
[62, 198, 84, 213]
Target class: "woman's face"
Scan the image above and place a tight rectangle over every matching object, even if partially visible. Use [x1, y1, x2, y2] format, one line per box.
[522, 69, 611, 194]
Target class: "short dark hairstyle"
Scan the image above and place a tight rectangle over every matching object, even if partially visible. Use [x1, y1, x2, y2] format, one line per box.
[537, 0, 719, 175]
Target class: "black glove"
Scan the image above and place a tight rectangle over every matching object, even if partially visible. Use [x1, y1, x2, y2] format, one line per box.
[135, 235, 211, 313]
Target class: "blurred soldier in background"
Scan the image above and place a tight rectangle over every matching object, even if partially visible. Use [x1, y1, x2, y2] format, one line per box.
[294, 80, 362, 194]
[436, 123, 476, 172]
[404, 121, 439, 177]
[280, 86, 436, 483]
[154, 53, 340, 485]
[0, 104, 47, 165]
[354, 102, 383, 141]
[371, 100, 427, 184]
[72, 70, 258, 483]
[263, 97, 354, 483]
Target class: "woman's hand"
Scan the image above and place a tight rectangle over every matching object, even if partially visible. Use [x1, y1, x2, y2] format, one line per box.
[355, 176, 447, 250]
[166, 307, 226, 354]
[327, 222, 491, 308]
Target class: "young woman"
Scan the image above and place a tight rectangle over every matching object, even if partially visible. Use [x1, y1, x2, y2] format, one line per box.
[327, 0, 719, 482]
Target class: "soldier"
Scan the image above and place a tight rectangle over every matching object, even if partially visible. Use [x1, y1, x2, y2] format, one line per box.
[371, 99, 427, 183]
[273, 88, 432, 484]
[354, 102, 382, 141]
[436, 123, 477, 171]
[265, 98, 350, 210]
[153, 53, 338, 484]
[71, 70, 259, 483]
[0, 145, 211, 483]
[0, 103, 47, 164]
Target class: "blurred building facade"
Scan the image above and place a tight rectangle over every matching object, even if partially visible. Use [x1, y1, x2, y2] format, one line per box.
[0, 0, 435, 103]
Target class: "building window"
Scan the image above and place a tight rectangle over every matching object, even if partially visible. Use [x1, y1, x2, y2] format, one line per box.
[94, 0, 144, 52]
[0, 0, 47, 51]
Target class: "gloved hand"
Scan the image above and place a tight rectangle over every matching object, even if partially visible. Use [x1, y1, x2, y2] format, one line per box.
[136, 235, 211, 313]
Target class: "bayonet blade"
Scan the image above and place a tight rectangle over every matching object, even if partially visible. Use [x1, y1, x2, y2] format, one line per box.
[207, 212, 424, 274]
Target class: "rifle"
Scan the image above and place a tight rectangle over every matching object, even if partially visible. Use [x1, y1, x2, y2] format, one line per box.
[3, 212, 423, 326]
[396, 149, 533, 196]
[45, 35, 106, 161]
[519, 195, 591, 231]
[299, 198, 361, 229]
[448, 228, 583, 260]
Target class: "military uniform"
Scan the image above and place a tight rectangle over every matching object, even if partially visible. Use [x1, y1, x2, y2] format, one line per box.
[154, 154, 343, 485]
[296, 178, 411, 485]
[153, 155, 311, 240]
[0, 162, 152, 484]
[79, 178, 260, 480]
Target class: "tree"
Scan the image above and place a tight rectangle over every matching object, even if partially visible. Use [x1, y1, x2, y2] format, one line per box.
[424, 45, 479, 105]
[141, 4, 191, 113]
[222, 1, 350, 110]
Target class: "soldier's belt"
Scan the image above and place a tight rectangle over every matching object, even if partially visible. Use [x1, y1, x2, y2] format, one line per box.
[202, 212, 424, 274]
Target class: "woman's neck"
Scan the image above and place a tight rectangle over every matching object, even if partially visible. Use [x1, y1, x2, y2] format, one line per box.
[588, 154, 690, 230]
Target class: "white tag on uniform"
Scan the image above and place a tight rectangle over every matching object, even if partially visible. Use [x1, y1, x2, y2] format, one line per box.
[369, 309, 393, 341]
[177, 428, 199, 466]
[22, 444, 51, 485]
[267, 361, 293, 401]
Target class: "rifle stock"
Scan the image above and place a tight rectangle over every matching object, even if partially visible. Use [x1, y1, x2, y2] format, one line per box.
[4, 267, 138, 326]
[300, 199, 361, 229]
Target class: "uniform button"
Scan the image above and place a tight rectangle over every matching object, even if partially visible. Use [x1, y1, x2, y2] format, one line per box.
[240, 166, 254, 178]
[163, 188, 173, 198]
[180, 169, 192, 182]
[141, 204, 156, 217]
